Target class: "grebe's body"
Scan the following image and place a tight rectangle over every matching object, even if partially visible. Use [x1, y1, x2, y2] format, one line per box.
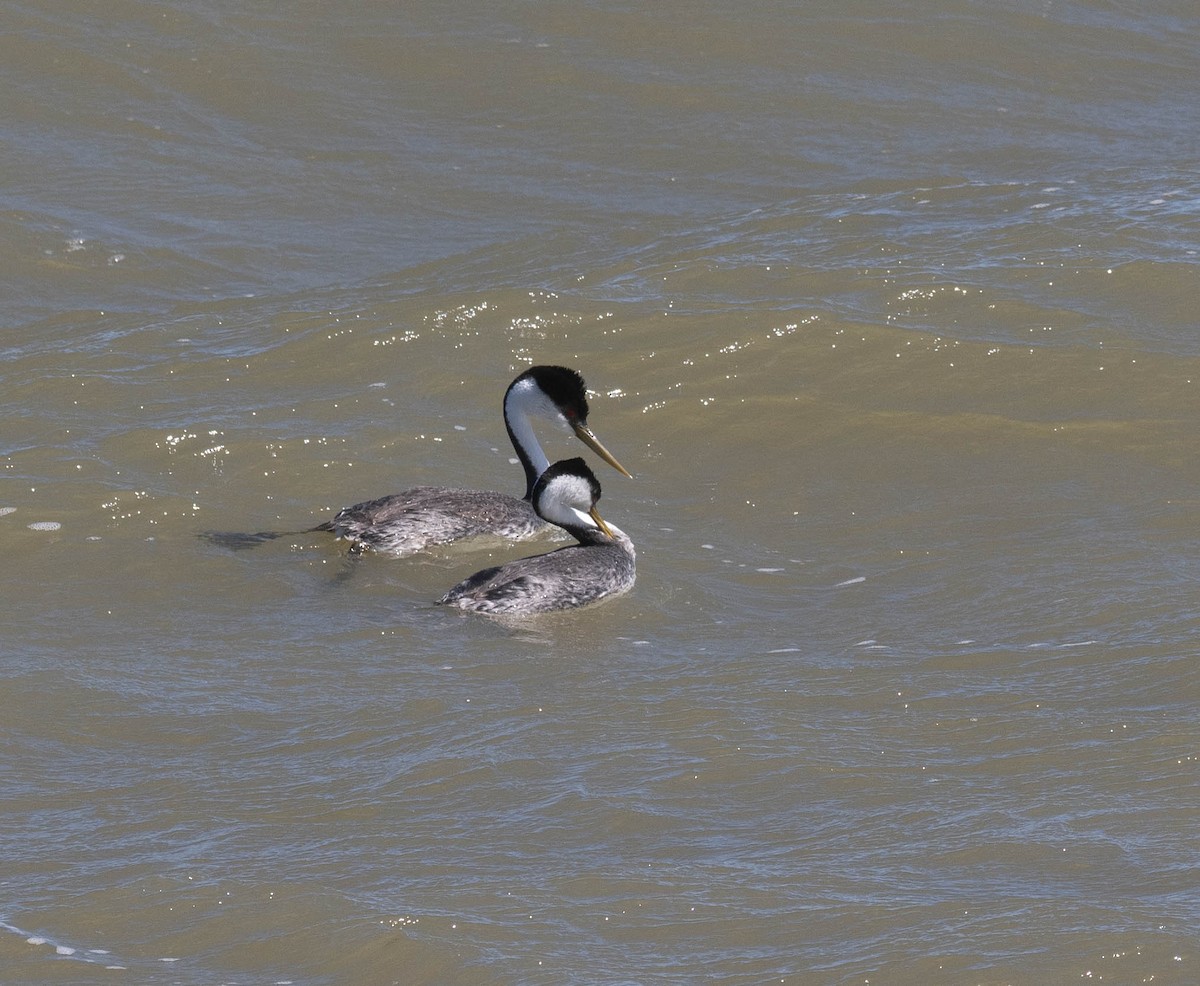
[438, 458, 635, 616]
[318, 366, 630, 555]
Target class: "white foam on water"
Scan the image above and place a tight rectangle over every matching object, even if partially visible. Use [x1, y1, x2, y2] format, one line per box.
[27, 521, 62, 531]
[1, 918, 122, 970]
[835, 576, 866, 587]
[0, 506, 16, 516]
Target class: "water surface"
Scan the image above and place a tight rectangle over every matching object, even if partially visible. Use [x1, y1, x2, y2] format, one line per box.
[2, 1, 1198, 983]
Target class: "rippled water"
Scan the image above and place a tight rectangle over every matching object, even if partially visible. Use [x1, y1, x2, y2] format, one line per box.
[3, 1, 1199, 983]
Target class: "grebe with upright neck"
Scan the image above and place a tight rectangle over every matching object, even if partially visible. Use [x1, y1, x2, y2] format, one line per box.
[437, 457, 635, 615]
[314, 366, 631, 555]
[201, 366, 631, 556]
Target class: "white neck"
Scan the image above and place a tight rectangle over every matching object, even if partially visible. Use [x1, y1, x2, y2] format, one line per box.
[508, 406, 551, 479]
[505, 376, 563, 481]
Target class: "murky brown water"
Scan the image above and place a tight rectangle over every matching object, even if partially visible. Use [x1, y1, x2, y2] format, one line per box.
[3, 1, 1199, 983]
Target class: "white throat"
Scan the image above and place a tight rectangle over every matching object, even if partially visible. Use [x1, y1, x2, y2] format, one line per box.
[537, 474, 599, 531]
[505, 377, 565, 479]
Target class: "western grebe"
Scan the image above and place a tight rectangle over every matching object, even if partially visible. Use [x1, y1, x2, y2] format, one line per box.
[313, 365, 631, 555]
[437, 457, 635, 615]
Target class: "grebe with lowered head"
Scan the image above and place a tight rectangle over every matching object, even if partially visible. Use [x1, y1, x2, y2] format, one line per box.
[313, 365, 631, 555]
[437, 457, 635, 616]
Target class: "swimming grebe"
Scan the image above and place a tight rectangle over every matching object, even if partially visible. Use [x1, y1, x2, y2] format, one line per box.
[437, 457, 635, 615]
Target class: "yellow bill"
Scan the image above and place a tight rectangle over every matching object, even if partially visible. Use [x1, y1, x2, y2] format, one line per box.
[572, 422, 634, 479]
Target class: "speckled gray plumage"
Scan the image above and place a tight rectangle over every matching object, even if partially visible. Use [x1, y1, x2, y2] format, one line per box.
[438, 533, 635, 615]
[316, 486, 547, 556]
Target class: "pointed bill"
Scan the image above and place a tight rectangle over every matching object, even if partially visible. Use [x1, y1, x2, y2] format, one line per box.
[588, 505, 616, 539]
[572, 422, 634, 479]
